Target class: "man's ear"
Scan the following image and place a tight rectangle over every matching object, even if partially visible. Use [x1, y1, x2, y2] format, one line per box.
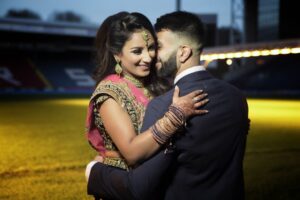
[178, 45, 192, 63]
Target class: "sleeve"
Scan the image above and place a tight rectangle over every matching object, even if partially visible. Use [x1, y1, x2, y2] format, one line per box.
[92, 83, 125, 109]
[92, 94, 114, 126]
[94, 94, 110, 106]
[93, 94, 110, 111]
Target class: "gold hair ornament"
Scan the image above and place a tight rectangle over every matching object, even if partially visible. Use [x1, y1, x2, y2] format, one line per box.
[142, 30, 150, 46]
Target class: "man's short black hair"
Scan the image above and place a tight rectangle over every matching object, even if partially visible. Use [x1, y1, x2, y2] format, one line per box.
[154, 11, 205, 52]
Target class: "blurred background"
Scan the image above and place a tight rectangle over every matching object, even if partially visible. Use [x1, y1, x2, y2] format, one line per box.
[0, 0, 299, 96]
[0, 0, 299, 199]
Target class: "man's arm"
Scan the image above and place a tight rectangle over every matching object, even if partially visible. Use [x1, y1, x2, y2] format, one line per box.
[88, 150, 175, 200]
[88, 97, 175, 200]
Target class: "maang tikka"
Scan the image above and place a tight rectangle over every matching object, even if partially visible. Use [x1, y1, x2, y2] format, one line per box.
[142, 29, 150, 47]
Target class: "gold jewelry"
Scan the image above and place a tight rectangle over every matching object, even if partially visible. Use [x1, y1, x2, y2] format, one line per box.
[124, 74, 152, 99]
[142, 87, 152, 99]
[115, 62, 122, 76]
[124, 74, 143, 88]
[142, 30, 150, 47]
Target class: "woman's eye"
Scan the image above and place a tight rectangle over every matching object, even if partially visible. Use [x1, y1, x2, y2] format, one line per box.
[132, 49, 142, 54]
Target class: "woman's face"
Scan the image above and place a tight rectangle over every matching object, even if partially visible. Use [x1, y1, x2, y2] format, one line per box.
[116, 30, 156, 78]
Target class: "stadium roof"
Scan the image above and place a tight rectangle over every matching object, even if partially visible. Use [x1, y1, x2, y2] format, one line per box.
[0, 17, 97, 37]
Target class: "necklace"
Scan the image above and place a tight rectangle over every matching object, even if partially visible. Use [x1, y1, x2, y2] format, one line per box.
[123, 74, 152, 99]
[124, 74, 144, 88]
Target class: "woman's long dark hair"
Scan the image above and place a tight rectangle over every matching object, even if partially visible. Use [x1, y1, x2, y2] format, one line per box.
[93, 11, 171, 96]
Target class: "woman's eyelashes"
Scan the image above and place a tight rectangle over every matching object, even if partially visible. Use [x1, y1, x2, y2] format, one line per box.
[131, 47, 143, 55]
[130, 44, 156, 55]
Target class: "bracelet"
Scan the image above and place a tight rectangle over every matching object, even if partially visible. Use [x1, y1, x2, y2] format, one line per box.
[151, 104, 186, 145]
[151, 124, 170, 145]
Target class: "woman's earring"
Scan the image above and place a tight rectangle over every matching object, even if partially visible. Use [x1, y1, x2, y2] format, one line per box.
[115, 61, 122, 76]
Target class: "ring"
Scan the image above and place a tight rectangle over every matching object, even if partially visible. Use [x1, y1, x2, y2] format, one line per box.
[193, 97, 198, 102]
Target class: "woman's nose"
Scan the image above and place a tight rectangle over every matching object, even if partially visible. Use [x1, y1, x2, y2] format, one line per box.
[142, 51, 152, 63]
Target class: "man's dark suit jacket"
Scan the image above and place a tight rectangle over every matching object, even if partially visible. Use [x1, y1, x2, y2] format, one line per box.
[88, 70, 249, 200]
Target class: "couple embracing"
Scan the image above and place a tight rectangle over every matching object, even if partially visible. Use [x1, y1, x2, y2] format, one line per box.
[85, 10, 249, 200]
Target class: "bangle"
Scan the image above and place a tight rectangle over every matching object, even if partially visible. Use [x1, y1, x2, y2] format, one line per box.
[151, 104, 186, 145]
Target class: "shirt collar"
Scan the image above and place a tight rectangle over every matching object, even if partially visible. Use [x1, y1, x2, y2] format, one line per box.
[174, 65, 206, 85]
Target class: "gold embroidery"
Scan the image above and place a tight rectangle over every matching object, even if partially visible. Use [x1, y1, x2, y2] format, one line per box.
[92, 79, 150, 170]
[103, 157, 129, 171]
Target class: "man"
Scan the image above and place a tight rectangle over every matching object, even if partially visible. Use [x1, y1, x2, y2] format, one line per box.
[87, 11, 249, 200]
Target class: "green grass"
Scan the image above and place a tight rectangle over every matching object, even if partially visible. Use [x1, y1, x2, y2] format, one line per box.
[0, 97, 300, 199]
[244, 99, 300, 200]
[0, 98, 94, 200]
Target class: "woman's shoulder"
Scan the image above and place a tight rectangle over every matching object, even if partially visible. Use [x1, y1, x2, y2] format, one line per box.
[97, 74, 127, 88]
[91, 75, 129, 101]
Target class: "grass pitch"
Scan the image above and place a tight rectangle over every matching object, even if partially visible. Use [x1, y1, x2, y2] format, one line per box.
[0, 97, 299, 200]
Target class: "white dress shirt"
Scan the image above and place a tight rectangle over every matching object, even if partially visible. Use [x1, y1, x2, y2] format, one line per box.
[174, 65, 206, 85]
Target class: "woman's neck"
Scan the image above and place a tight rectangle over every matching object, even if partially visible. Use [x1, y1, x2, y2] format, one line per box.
[123, 73, 144, 88]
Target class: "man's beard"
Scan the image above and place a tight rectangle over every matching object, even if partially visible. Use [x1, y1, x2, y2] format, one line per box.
[157, 52, 177, 79]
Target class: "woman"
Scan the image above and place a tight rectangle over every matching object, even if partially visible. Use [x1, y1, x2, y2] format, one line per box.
[85, 12, 208, 173]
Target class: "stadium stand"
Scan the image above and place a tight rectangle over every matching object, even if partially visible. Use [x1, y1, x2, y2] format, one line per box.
[225, 54, 300, 97]
[33, 52, 95, 94]
[0, 54, 48, 90]
[0, 17, 299, 97]
[0, 17, 96, 95]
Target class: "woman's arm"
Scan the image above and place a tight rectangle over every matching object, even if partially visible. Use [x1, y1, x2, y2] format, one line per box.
[99, 98, 158, 165]
[99, 87, 208, 166]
